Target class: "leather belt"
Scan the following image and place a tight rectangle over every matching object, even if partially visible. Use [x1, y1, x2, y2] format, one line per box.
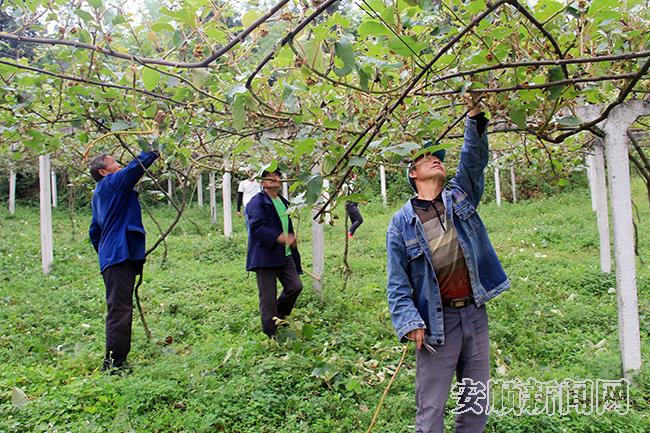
[442, 296, 474, 309]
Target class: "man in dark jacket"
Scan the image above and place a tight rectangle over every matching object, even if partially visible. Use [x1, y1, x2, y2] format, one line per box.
[88, 110, 164, 372]
[245, 169, 303, 337]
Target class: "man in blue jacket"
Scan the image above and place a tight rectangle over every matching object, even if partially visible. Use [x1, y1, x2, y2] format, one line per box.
[88, 111, 165, 372]
[245, 169, 303, 337]
[386, 97, 509, 433]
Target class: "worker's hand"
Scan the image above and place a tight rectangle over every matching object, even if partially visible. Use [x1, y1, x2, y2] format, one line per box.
[153, 109, 166, 125]
[406, 328, 425, 350]
[277, 233, 297, 246]
[287, 233, 297, 248]
[464, 93, 483, 117]
[237, 211, 242, 218]
[152, 110, 167, 137]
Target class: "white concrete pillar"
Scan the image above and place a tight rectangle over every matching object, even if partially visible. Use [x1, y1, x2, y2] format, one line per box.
[311, 166, 325, 295]
[509, 166, 516, 203]
[322, 178, 331, 224]
[493, 152, 501, 206]
[39, 154, 54, 274]
[602, 101, 648, 376]
[222, 169, 233, 238]
[167, 178, 173, 204]
[586, 153, 597, 212]
[50, 170, 57, 208]
[380, 164, 387, 207]
[312, 209, 325, 296]
[209, 172, 217, 225]
[592, 141, 611, 274]
[8, 168, 16, 215]
[197, 174, 203, 207]
[282, 179, 289, 200]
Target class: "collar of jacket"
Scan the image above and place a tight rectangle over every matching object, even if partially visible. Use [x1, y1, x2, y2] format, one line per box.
[260, 189, 289, 207]
[405, 187, 452, 225]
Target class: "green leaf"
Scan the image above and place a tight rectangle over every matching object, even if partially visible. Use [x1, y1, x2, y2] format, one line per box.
[25, 129, 46, 149]
[87, 0, 103, 9]
[388, 35, 423, 58]
[74, 9, 95, 23]
[302, 323, 315, 340]
[242, 9, 261, 28]
[333, 37, 355, 77]
[508, 107, 527, 130]
[141, 67, 161, 91]
[358, 20, 389, 37]
[546, 67, 565, 100]
[151, 22, 175, 33]
[232, 94, 246, 130]
[535, 0, 564, 22]
[111, 121, 130, 132]
[348, 156, 367, 167]
[0, 61, 20, 76]
[204, 26, 227, 44]
[556, 116, 580, 126]
[305, 174, 323, 204]
[358, 67, 370, 92]
[467, 0, 486, 14]
[293, 138, 316, 162]
[191, 69, 211, 88]
[112, 14, 127, 25]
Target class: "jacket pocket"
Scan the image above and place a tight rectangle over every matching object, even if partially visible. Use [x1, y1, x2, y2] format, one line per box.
[127, 225, 146, 235]
[406, 244, 425, 284]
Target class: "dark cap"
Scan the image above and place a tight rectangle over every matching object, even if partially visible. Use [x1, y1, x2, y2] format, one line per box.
[407, 140, 446, 192]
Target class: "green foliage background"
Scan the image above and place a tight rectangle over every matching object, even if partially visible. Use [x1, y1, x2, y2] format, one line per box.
[1, 179, 649, 432]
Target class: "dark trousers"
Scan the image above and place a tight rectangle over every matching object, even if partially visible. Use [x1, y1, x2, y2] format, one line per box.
[101, 260, 141, 367]
[254, 256, 303, 336]
[346, 202, 364, 235]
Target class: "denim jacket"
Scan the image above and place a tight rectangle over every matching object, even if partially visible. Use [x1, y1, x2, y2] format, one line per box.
[386, 116, 510, 346]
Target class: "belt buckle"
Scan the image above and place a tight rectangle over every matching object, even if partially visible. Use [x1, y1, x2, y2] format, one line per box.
[451, 298, 465, 308]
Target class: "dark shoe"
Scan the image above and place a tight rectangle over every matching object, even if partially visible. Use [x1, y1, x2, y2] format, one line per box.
[101, 359, 132, 376]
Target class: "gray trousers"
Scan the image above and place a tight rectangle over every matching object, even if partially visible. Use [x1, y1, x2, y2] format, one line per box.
[415, 303, 490, 433]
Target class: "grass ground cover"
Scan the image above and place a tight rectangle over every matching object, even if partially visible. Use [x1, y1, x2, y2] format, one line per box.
[1, 180, 649, 432]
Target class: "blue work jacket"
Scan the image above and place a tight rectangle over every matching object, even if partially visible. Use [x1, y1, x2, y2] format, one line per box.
[89, 151, 158, 272]
[386, 116, 510, 346]
[245, 191, 302, 273]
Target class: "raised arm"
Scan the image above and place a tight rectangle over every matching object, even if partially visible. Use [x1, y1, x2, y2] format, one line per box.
[110, 110, 166, 191]
[452, 96, 490, 207]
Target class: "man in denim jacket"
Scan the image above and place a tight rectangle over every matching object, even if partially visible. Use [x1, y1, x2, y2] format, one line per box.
[386, 97, 509, 433]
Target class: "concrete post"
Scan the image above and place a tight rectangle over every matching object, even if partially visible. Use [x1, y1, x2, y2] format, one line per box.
[380, 164, 387, 207]
[222, 169, 233, 238]
[493, 151, 501, 206]
[197, 174, 203, 207]
[602, 101, 648, 376]
[592, 140, 611, 274]
[50, 170, 57, 208]
[39, 154, 54, 274]
[209, 172, 217, 225]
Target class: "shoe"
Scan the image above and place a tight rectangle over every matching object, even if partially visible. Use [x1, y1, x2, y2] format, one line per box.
[101, 359, 133, 376]
[347, 232, 353, 239]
